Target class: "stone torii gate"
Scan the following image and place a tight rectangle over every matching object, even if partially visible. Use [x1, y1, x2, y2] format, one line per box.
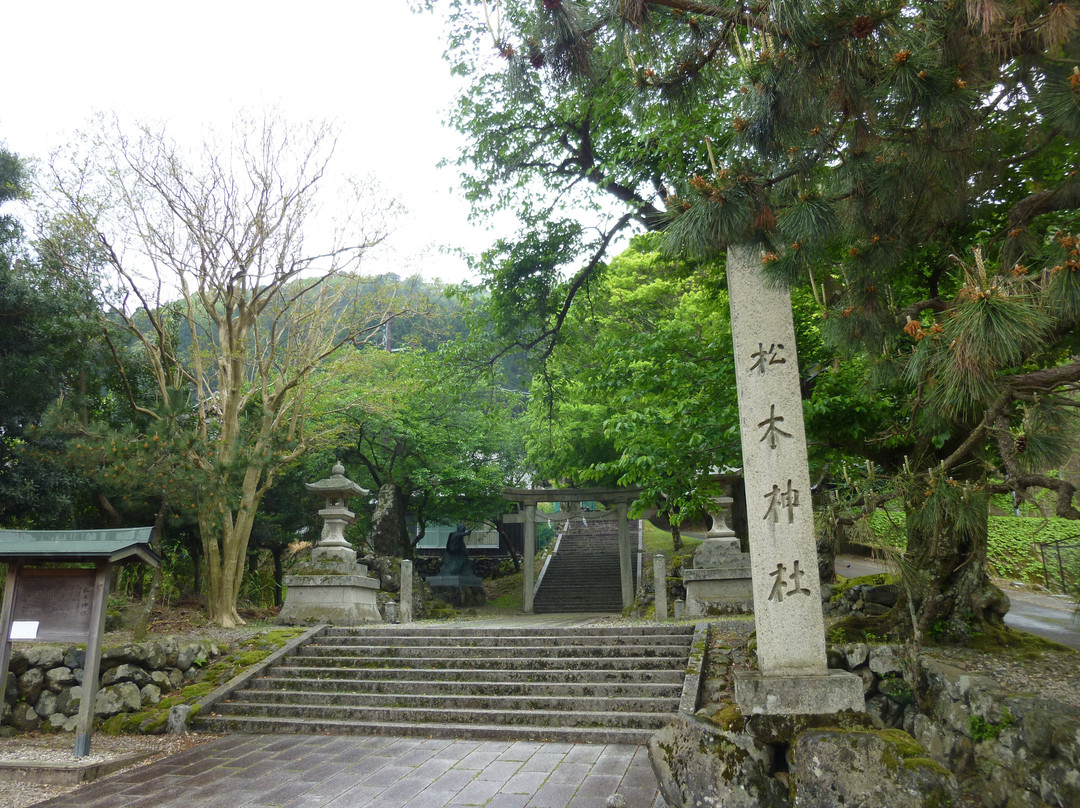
[501, 487, 641, 613]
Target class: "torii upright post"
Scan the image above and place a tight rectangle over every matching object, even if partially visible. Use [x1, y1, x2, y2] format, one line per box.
[726, 244, 863, 715]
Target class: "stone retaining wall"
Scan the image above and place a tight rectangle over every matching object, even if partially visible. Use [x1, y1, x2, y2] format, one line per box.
[653, 639, 1079, 808]
[1, 639, 225, 733]
[827, 644, 1079, 808]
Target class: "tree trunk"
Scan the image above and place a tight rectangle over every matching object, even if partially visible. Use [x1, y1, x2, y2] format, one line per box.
[888, 484, 1009, 642]
[670, 522, 684, 552]
[133, 502, 167, 641]
[370, 483, 409, 557]
[498, 523, 521, 573]
[271, 545, 284, 607]
[898, 486, 1006, 643]
[198, 469, 263, 627]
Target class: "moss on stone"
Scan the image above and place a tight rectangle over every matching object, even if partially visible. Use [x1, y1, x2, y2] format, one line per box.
[830, 572, 894, 603]
[965, 624, 1073, 657]
[706, 702, 745, 733]
[904, 756, 952, 778]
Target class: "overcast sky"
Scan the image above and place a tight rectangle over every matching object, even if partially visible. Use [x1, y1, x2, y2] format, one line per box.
[1, 1, 500, 284]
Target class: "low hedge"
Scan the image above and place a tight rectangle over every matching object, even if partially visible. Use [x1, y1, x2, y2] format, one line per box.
[858, 510, 1080, 586]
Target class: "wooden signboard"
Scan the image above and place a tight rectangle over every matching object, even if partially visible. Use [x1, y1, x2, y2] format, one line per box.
[8, 568, 97, 643]
[0, 563, 111, 757]
[0, 527, 157, 757]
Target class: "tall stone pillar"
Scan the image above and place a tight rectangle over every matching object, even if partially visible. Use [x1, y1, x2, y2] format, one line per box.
[653, 554, 668, 620]
[727, 244, 863, 715]
[399, 558, 413, 623]
[523, 503, 536, 614]
[617, 502, 633, 608]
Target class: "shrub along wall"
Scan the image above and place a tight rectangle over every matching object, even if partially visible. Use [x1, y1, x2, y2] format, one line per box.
[859, 510, 1079, 585]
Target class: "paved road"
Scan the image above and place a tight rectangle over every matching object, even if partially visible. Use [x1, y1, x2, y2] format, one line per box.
[836, 555, 1080, 650]
[33, 734, 663, 808]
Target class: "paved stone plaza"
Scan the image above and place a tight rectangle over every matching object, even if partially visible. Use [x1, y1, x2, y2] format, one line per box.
[32, 733, 663, 808]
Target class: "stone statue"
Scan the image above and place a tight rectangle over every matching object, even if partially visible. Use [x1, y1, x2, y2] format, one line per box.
[439, 523, 474, 576]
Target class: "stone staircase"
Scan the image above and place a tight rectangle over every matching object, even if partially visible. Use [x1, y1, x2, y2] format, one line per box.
[194, 624, 694, 744]
[533, 520, 631, 613]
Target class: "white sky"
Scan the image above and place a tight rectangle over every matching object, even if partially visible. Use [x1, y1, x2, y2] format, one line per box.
[1, 1, 503, 285]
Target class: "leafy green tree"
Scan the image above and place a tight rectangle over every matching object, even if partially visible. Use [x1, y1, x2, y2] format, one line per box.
[524, 234, 741, 546]
[326, 346, 525, 557]
[0, 147, 103, 526]
[442, 1, 1080, 640]
[39, 115, 409, 626]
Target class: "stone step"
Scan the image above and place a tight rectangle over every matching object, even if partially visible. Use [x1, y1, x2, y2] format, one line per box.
[194, 714, 657, 745]
[300, 642, 690, 658]
[193, 621, 693, 745]
[208, 701, 674, 730]
[247, 676, 683, 697]
[320, 625, 691, 639]
[313, 633, 691, 648]
[282, 654, 687, 671]
[224, 689, 679, 714]
[266, 665, 685, 685]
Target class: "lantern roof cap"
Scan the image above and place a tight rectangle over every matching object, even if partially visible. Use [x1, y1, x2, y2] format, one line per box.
[305, 463, 369, 497]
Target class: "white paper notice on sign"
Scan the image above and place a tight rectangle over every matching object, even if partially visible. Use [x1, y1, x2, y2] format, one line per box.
[9, 621, 39, 640]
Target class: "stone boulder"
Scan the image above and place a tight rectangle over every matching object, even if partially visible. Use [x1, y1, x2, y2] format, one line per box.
[792, 729, 959, 808]
[93, 682, 142, 717]
[44, 666, 77, 692]
[17, 668, 44, 703]
[648, 716, 789, 808]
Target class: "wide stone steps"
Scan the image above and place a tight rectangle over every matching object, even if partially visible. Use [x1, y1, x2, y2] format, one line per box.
[196, 624, 693, 744]
[296, 642, 688, 658]
[239, 689, 678, 713]
[248, 677, 682, 696]
[532, 522, 632, 613]
[282, 654, 683, 671]
[262, 666, 684, 685]
[193, 715, 662, 744]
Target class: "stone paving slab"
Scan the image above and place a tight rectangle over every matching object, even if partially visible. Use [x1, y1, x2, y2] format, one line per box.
[29, 734, 665, 808]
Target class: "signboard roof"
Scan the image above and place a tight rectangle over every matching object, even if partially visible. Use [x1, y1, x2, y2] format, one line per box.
[0, 528, 160, 566]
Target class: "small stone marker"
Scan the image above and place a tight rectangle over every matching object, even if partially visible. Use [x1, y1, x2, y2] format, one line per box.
[399, 558, 413, 623]
[653, 554, 668, 620]
[726, 244, 863, 715]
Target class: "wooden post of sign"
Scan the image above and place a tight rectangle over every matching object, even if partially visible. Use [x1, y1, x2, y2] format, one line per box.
[0, 562, 20, 711]
[74, 564, 110, 757]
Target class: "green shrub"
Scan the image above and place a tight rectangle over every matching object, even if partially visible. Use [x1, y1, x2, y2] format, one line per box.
[861, 511, 1079, 586]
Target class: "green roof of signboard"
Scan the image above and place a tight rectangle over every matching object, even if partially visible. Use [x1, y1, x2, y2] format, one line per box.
[0, 528, 160, 566]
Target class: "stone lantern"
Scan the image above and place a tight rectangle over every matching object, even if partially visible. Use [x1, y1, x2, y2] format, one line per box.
[277, 462, 380, 625]
[683, 474, 753, 616]
[305, 462, 368, 565]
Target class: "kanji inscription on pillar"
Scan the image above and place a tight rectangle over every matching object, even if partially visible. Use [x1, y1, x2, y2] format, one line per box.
[727, 244, 828, 676]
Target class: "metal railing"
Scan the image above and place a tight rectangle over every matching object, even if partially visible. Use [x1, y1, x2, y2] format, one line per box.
[1035, 536, 1080, 595]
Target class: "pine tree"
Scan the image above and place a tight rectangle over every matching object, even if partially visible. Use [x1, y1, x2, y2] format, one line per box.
[445, 1, 1080, 640]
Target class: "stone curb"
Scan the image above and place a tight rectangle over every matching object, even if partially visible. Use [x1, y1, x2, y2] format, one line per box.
[678, 621, 709, 716]
[0, 750, 155, 785]
[189, 624, 328, 722]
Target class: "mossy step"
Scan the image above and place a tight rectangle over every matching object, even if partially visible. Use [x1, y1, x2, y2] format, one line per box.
[320, 626, 694, 639]
[229, 689, 679, 714]
[300, 643, 691, 659]
[192, 714, 656, 745]
[266, 665, 685, 684]
[312, 634, 691, 649]
[281, 654, 688, 671]
[247, 676, 682, 698]
[208, 701, 674, 730]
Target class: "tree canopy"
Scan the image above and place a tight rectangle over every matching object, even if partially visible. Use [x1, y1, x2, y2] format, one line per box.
[38, 115, 410, 625]
[441, 0, 1080, 639]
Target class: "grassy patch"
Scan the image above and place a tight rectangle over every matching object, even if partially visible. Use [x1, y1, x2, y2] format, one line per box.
[484, 570, 523, 610]
[642, 522, 702, 560]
